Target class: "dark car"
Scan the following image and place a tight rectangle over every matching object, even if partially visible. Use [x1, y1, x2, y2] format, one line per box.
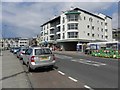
[13, 47, 20, 54]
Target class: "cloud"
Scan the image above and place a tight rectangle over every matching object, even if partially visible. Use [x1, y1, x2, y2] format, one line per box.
[1, 0, 120, 2]
[2, 2, 117, 38]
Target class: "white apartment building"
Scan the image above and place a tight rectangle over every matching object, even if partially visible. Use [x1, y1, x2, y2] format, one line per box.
[41, 8, 112, 51]
[18, 38, 29, 47]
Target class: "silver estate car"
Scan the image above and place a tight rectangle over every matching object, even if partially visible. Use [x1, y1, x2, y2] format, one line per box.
[17, 47, 28, 60]
[22, 47, 56, 72]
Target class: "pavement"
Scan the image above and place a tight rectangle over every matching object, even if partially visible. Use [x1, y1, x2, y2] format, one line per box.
[1, 50, 31, 88]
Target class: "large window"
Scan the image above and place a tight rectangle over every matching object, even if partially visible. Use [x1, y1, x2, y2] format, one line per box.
[68, 32, 78, 38]
[67, 14, 79, 21]
[68, 23, 78, 30]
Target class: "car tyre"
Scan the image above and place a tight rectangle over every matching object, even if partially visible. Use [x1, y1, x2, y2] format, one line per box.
[49, 65, 54, 70]
[22, 60, 25, 65]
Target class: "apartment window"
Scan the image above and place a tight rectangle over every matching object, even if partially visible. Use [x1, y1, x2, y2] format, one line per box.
[92, 26, 94, 30]
[47, 25, 48, 29]
[101, 28, 103, 32]
[68, 32, 78, 38]
[62, 17, 65, 23]
[98, 34, 99, 37]
[89, 17, 93, 22]
[87, 33, 90, 36]
[105, 36, 108, 39]
[97, 20, 99, 23]
[63, 25, 65, 31]
[101, 35, 103, 39]
[92, 34, 95, 37]
[105, 29, 108, 32]
[87, 25, 90, 28]
[98, 27, 99, 31]
[105, 23, 107, 26]
[57, 34, 60, 39]
[68, 23, 78, 30]
[84, 16, 86, 20]
[67, 14, 79, 21]
[63, 33, 65, 39]
[101, 22, 103, 25]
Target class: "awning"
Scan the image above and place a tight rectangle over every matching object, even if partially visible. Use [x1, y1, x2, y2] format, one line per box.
[65, 12, 80, 15]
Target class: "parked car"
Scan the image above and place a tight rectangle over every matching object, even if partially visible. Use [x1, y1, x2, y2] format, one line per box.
[10, 47, 14, 53]
[22, 47, 56, 72]
[13, 47, 20, 54]
[17, 47, 28, 60]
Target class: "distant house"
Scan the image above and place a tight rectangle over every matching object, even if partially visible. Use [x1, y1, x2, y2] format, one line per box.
[112, 28, 120, 41]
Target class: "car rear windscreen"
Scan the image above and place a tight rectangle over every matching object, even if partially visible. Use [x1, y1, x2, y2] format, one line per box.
[35, 49, 52, 55]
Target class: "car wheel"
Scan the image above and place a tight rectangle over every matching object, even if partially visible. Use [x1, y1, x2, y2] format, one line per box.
[49, 65, 54, 69]
[22, 60, 25, 65]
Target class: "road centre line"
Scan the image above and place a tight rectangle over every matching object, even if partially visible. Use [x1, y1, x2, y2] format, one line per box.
[58, 71, 65, 75]
[84, 85, 94, 90]
[68, 76, 78, 82]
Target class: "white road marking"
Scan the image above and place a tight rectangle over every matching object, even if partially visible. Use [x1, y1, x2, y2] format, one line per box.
[68, 76, 78, 82]
[84, 85, 94, 90]
[79, 59, 107, 67]
[55, 54, 72, 59]
[71, 60, 77, 62]
[58, 71, 65, 75]
[78, 61, 100, 67]
[93, 64, 100, 67]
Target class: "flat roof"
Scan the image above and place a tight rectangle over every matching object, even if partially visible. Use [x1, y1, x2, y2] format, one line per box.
[41, 7, 112, 27]
[73, 8, 111, 20]
[41, 16, 60, 27]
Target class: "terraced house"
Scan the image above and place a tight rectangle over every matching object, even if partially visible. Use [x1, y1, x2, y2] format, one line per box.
[40, 7, 112, 51]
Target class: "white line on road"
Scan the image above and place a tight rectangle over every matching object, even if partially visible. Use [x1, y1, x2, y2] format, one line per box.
[80, 59, 84, 60]
[68, 76, 78, 82]
[71, 60, 77, 62]
[84, 85, 94, 90]
[58, 71, 65, 75]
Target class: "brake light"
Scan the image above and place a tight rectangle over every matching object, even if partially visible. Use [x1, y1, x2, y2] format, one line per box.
[53, 54, 55, 60]
[31, 56, 35, 62]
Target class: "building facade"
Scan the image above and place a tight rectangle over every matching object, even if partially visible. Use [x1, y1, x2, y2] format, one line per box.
[112, 28, 120, 42]
[41, 8, 113, 51]
[2, 38, 29, 49]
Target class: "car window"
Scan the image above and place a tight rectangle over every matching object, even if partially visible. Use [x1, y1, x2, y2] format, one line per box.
[35, 49, 52, 55]
[25, 49, 32, 55]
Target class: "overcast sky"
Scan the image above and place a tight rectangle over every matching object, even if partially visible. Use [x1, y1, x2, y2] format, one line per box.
[1, 0, 119, 38]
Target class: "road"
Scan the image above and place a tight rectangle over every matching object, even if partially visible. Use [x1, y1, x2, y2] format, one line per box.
[54, 51, 118, 88]
[2, 50, 118, 89]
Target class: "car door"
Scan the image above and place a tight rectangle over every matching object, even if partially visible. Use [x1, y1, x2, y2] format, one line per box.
[26, 48, 33, 64]
[23, 49, 29, 64]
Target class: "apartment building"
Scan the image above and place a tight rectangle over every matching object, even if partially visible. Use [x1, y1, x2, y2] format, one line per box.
[41, 8, 112, 51]
[18, 38, 29, 47]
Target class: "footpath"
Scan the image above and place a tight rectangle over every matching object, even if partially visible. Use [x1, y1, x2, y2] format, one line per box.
[1, 50, 31, 88]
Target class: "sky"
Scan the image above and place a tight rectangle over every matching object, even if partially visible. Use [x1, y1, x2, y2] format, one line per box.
[1, 0, 119, 38]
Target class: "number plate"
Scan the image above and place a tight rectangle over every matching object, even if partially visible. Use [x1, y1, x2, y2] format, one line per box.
[40, 56, 49, 60]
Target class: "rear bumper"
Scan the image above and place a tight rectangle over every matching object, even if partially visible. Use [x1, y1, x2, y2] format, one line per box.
[30, 61, 56, 69]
